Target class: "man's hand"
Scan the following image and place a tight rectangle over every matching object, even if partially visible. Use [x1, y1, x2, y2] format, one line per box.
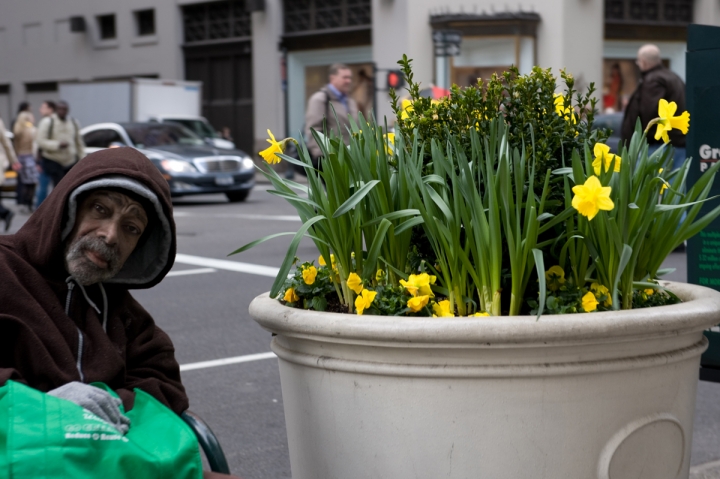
[11, 162, 21, 171]
[48, 382, 131, 434]
[59, 141, 69, 149]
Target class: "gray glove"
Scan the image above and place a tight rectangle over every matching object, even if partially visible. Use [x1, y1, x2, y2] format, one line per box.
[48, 382, 131, 434]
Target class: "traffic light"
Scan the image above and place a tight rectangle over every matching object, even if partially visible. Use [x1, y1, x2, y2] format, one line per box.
[386, 70, 405, 90]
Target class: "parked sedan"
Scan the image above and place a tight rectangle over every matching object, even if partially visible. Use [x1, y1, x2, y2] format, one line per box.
[81, 122, 255, 202]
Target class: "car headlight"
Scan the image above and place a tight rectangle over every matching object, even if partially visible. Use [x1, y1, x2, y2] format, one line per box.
[241, 157, 255, 170]
[160, 159, 196, 173]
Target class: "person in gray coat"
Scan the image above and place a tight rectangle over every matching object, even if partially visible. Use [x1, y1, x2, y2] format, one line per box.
[304, 63, 359, 169]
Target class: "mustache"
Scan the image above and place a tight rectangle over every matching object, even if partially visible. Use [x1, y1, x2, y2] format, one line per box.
[66, 236, 120, 270]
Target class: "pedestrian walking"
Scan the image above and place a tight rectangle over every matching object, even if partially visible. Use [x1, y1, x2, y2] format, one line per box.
[0, 115, 19, 231]
[34, 100, 55, 207]
[36, 100, 85, 191]
[303, 63, 359, 171]
[621, 44, 686, 168]
[12, 102, 38, 212]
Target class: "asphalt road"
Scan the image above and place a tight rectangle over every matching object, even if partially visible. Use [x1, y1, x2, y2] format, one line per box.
[2, 183, 719, 478]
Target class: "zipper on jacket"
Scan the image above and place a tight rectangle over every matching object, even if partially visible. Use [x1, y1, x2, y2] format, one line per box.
[64, 280, 85, 382]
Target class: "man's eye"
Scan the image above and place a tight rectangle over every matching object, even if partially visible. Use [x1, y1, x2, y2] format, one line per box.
[94, 204, 107, 214]
[126, 225, 142, 235]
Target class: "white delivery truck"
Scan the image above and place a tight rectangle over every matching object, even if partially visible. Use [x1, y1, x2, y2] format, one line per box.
[58, 78, 202, 127]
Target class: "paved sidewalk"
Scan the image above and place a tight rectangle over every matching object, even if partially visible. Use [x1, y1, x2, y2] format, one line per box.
[692, 461, 720, 479]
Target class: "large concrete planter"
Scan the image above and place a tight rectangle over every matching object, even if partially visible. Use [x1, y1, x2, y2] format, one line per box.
[249, 281, 720, 479]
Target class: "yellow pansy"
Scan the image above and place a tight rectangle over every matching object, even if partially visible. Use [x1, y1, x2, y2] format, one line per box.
[592, 143, 621, 175]
[400, 99, 413, 120]
[545, 265, 566, 292]
[346, 272, 363, 294]
[554, 94, 576, 124]
[590, 282, 612, 307]
[407, 295, 429, 313]
[644, 288, 655, 295]
[654, 99, 690, 144]
[259, 129, 284, 164]
[355, 289, 377, 315]
[470, 312, 490, 317]
[432, 300, 454, 317]
[572, 176, 614, 221]
[375, 269, 385, 282]
[283, 288, 300, 303]
[302, 265, 317, 285]
[581, 291, 599, 312]
[318, 253, 337, 270]
[399, 273, 435, 297]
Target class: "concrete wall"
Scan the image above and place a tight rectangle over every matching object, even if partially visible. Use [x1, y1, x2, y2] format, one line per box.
[694, 0, 720, 25]
[0, 0, 183, 121]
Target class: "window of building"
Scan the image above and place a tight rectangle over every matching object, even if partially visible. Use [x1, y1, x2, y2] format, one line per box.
[135, 9, 156, 36]
[283, 0, 371, 34]
[605, 0, 692, 23]
[183, 1, 251, 44]
[97, 14, 116, 40]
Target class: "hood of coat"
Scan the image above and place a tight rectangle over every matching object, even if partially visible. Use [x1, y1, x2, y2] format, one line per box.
[3, 147, 176, 289]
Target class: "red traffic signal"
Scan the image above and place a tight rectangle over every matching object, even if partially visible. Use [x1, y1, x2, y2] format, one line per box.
[386, 70, 405, 90]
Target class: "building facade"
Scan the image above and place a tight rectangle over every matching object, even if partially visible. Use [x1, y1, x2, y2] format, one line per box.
[0, 0, 718, 158]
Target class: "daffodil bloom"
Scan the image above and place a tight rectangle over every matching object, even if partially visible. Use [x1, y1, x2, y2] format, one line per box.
[346, 272, 363, 294]
[654, 99, 690, 144]
[383, 133, 395, 155]
[259, 129, 284, 164]
[432, 300, 454, 317]
[590, 282, 612, 307]
[407, 295, 429, 313]
[545, 265, 566, 292]
[399, 273, 435, 297]
[355, 289, 377, 315]
[283, 287, 300, 303]
[572, 176, 614, 221]
[581, 291, 599, 312]
[553, 94, 576, 124]
[302, 265, 317, 285]
[592, 143, 621, 175]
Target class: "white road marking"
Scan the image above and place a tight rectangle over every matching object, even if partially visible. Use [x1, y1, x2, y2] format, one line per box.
[174, 212, 300, 222]
[166, 268, 217, 277]
[180, 352, 277, 372]
[175, 253, 280, 277]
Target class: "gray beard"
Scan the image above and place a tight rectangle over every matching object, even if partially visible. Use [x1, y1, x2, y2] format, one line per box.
[64, 236, 122, 285]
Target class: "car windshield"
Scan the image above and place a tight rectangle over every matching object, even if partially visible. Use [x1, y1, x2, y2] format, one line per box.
[124, 124, 206, 148]
[166, 119, 219, 139]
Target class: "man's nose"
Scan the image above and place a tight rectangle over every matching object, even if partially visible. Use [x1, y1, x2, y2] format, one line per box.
[97, 221, 119, 245]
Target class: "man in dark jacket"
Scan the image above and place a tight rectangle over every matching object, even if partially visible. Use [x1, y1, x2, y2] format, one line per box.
[621, 44, 686, 168]
[0, 147, 186, 421]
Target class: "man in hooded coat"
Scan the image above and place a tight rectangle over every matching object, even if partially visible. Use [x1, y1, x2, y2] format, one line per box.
[0, 147, 239, 478]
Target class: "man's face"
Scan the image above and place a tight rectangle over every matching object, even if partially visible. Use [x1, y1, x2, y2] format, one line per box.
[329, 68, 353, 95]
[39, 102, 54, 117]
[56, 103, 68, 119]
[64, 190, 148, 285]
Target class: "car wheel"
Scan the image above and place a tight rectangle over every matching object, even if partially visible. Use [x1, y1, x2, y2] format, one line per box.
[226, 190, 249, 203]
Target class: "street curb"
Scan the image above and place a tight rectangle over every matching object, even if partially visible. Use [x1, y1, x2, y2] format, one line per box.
[691, 460, 720, 479]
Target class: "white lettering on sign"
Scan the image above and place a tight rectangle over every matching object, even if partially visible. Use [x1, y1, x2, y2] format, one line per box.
[700, 144, 720, 160]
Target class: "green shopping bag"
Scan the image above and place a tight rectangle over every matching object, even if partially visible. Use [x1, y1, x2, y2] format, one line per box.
[0, 380, 202, 479]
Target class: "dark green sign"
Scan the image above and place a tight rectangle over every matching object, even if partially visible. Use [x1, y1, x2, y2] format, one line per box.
[686, 25, 720, 289]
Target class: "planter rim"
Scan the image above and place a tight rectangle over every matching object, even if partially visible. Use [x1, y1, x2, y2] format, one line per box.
[249, 281, 720, 345]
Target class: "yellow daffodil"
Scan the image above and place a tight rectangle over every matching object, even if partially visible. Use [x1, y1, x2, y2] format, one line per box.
[259, 129, 284, 164]
[383, 133, 395, 155]
[400, 273, 435, 297]
[407, 295, 429, 313]
[554, 94, 576, 124]
[581, 291, 599, 312]
[592, 143, 621, 175]
[283, 287, 300, 303]
[470, 311, 490, 317]
[590, 282, 612, 307]
[346, 272, 363, 294]
[658, 168, 669, 194]
[375, 269, 385, 282]
[302, 265, 317, 285]
[545, 265, 566, 292]
[355, 289, 377, 315]
[572, 176, 614, 221]
[432, 300, 454, 317]
[654, 99, 690, 144]
[400, 99, 413, 120]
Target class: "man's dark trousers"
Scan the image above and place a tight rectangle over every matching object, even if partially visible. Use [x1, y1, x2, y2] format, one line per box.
[41, 157, 71, 188]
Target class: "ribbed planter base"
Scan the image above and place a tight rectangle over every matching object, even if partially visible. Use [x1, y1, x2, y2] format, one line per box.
[249, 282, 720, 479]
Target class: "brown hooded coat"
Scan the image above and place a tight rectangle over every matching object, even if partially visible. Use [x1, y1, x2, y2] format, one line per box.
[0, 147, 188, 414]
